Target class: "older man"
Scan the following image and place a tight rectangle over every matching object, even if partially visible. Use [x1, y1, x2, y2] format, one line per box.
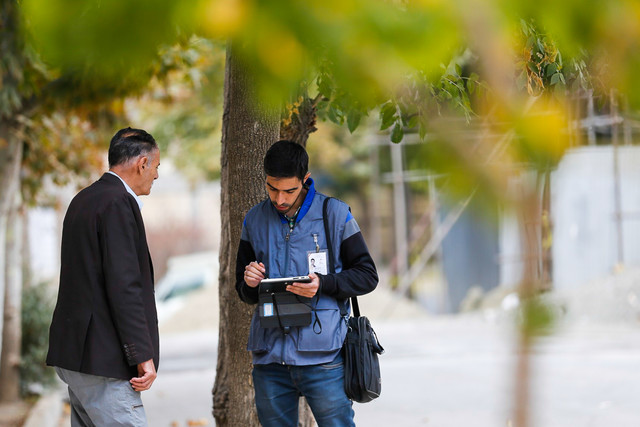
[47, 127, 160, 426]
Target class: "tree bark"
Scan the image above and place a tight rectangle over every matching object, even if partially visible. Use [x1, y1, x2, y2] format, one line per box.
[0, 126, 22, 356]
[212, 42, 280, 426]
[279, 94, 320, 148]
[0, 193, 23, 402]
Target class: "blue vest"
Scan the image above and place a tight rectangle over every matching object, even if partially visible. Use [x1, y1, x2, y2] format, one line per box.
[241, 179, 359, 365]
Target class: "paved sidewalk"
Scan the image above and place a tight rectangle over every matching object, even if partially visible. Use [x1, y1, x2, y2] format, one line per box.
[144, 330, 217, 427]
[46, 273, 640, 427]
[355, 317, 640, 426]
[139, 315, 640, 427]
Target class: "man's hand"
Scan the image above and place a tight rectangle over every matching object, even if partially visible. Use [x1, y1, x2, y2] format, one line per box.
[287, 273, 320, 298]
[244, 261, 266, 288]
[130, 359, 156, 392]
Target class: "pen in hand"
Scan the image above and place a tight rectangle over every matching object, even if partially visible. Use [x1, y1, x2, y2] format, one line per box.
[244, 261, 265, 288]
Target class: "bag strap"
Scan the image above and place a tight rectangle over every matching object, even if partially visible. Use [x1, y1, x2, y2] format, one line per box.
[322, 197, 360, 318]
[270, 293, 290, 335]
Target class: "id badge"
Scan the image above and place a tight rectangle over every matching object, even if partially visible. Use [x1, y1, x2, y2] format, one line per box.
[308, 251, 328, 275]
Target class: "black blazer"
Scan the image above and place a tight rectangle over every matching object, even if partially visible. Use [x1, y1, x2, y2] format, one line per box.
[47, 173, 159, 380]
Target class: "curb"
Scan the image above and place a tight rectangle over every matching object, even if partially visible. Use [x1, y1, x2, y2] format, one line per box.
[23, 389, 64, 427]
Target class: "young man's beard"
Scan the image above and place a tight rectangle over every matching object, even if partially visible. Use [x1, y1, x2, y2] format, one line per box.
[273, 202, 291, 213]
[272, 188, 304, 216]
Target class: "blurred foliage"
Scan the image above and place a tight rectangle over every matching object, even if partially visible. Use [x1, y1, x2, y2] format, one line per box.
[519, 295, 555, 338]
[377, 51, 488, 143]
[5, 5, 223, 206]
[20, 282, 57, 396]
[515, 19, 596, 98]
[19, 111, 117, 207]
[126, 37, 226, 184]
[2, 0, 129, 207]
[212, 0, 463, 110]
[19, 0, 640, 172]
[13, 0, 640, 214]
[518, 21, 566, 97]
[20, 0, 190, 99]
[305, 120, 372, 201]
[498, 0, 640, 106]
[0, 1, 48, 120]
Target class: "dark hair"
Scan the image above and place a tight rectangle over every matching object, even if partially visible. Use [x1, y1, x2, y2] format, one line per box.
[108, 127, 158, 168]
[264, 140, 308, 181]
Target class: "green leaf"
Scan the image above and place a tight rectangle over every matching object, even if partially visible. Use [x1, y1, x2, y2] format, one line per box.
[347, 110, 362, 133]
[419, 122, 427, 141]
[407, 114, 419, 129]
[327, 105, 342, 125]
[379, 102, 396, 130]
[550, 73, 560, 85]
[467, 78, 475, 95]
[526, 36, 535, 50]
[545, 63, 557, 77]
[467, 72, 480, 95]
[390, 122, 404, 143]
[317, 74, 332, 98]
[520, 19, 529, 37]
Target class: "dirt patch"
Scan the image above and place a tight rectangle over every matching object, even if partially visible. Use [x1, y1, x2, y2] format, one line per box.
[0, 400, 31, 427]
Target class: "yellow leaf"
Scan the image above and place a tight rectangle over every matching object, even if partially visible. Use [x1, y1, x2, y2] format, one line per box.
[200, 0, 251, 38]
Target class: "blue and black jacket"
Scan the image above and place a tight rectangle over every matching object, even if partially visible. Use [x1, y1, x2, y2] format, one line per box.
[235, 178, 378, 365]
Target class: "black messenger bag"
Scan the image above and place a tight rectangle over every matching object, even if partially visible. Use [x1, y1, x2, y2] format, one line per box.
[341, 297, 384, 403]
[323, 197, 384, 403]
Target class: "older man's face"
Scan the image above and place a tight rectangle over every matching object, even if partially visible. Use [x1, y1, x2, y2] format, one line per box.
[137, 149, 160, 196]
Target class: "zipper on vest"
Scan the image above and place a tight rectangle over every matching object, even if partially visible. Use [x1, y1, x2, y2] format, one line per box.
[284, 231, 291, 273]
[281, 337, 286, 364]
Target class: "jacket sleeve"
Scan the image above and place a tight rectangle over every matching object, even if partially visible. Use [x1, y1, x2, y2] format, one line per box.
[100, 196, 153, 366]
[235, 238, 260, 304]
[319, 226, 378, 300]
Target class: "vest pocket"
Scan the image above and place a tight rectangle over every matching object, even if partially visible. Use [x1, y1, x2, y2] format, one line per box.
[247, 313, 272, 353]
[296, 308, 346, 352]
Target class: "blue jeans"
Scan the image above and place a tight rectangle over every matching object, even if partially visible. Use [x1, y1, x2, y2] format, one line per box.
[252, 354, 355, 427]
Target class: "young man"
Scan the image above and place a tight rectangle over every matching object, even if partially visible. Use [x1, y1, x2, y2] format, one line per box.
[236, 140, 378, 426]
[47, 127, 160, 426]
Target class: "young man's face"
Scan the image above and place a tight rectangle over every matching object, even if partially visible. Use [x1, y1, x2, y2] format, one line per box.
[265, 172, 310, 217]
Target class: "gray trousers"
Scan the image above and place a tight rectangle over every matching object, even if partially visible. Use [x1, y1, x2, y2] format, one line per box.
[55, 367, 147, 427]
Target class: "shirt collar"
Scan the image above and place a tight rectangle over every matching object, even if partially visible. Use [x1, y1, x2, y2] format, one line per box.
[297, 177, 315, 221]
[107, 171, 143, 210]
[278, 177, 315, 224]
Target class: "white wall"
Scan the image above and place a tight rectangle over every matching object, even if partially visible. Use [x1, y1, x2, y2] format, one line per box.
[552, 146, 640, 289]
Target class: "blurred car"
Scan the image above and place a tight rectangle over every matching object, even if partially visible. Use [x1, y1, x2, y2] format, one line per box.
[155, 251, 218, 324]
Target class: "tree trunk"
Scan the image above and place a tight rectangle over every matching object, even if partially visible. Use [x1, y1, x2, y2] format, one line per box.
[21, 207, 31, 290]
[0, 126, 22, 355]
[212, 42, 280, 426]
[0, 193, 23, 402]
[512, 188, 541, 427]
